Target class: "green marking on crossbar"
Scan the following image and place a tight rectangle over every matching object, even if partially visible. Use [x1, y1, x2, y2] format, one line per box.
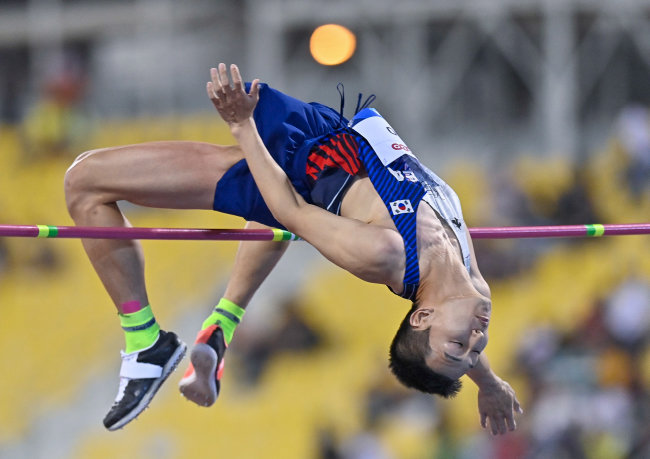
[585, 224, 605, 237]
[36, 225, 58, 238]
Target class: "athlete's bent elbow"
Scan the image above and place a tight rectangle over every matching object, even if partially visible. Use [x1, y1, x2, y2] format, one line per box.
[268, 194, 309, 234]
[274, 210, 303, 236]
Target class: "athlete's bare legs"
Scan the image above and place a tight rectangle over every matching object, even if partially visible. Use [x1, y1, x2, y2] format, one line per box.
[64, 140, 243, 313]
[179, 219, 290, 406]
[222, 221, 290, 307]
[64, 140, 247, 430]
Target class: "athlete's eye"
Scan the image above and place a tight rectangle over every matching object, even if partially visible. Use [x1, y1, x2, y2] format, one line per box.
[451, 341, 463, 348]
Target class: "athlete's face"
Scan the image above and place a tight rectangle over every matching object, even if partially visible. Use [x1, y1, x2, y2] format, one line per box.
[410, 297, 491, 379]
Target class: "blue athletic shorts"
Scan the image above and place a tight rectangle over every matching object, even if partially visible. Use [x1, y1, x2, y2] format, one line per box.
[212, 83, 347, 228]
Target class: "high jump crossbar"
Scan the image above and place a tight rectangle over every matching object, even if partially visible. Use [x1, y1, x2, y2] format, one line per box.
[0, 223, 648, 241]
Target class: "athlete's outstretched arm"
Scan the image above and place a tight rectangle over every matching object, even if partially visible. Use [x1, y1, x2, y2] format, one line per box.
[467, 353, 523, 435]
[207, 63, 404, 289]
[222, 220, 290, 308]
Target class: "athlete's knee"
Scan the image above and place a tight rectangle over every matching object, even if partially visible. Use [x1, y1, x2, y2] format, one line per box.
[64, 149, 105, 217]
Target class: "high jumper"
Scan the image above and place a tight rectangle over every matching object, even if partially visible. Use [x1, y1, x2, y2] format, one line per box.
[63, 63, 521, 434]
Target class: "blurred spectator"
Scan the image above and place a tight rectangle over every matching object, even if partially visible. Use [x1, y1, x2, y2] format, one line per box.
[363, 371, 438, 433]
[473, 169, 552, 281]
[0, 48, 28, 124]
[338, 432, 392, 459]
[316, 423, 390, 459]
[317, 427, 343, 459]
[20, 54, 89, 162]
[510, 277, 650, 459]
[603, 277, 650, 352]
[491, 169, 542, 228]
[319, 367, 438, 459]
[473, 240, 531, 281]
[552, 167, 601, 226]
[617, 105, 650, 200]
[572, 298, 611, 350]
[232, 295, 324, 386]
[515, 325, 561, 397]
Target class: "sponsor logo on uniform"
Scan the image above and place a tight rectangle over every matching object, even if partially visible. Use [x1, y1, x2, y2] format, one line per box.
[391, 143, 410, 151]
[386, 126, 397, 135]
[390, 199, 414, 215]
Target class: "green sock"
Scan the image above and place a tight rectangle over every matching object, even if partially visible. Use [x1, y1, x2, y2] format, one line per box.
[119, 305, 161, 353]
[201, 298, 245, 345]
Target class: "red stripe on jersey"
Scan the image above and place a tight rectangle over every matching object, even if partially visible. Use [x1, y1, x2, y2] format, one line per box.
[306, 132, 361, 181]
[321, 144, 356, 176]
[330, 135, 360, 173]
[306, 151, 335, 180]
[340, 134, 361, 169]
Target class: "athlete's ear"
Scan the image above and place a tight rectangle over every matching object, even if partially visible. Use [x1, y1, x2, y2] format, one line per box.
[410, 307, 434, 330]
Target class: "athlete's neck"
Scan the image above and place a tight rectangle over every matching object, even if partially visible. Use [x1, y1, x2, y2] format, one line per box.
[416, 245, 480, 306]
[415, 204, 481, 305]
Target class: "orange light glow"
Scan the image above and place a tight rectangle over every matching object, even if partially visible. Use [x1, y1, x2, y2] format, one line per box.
[309, 24, 357, 66]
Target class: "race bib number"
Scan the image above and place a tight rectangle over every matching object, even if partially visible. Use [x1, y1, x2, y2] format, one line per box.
[351, 110, 416, 166]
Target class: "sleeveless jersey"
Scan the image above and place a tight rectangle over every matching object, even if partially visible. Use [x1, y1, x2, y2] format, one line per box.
[350, 108, 472, 301]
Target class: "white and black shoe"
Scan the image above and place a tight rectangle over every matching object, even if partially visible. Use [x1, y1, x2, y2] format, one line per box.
[103, 330, 187, 431]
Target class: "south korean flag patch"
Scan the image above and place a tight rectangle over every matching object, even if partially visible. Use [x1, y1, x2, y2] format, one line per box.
[389, 199, 414, 215]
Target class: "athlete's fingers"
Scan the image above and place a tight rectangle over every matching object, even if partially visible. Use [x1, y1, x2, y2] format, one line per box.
[505, 412, 517, 431]
[207, 81, 218, 103]
[206, 81, 213, 100]
[249, 78, 261, 100]
[218, 62, 231, 95]
[480, 412, 487, 429]
[210, 67, 221, 93]
[494, 415, 507, 435]
[488, 418, 498, 436]
[206, 80, 217, 99]
[487, 415, 505, 435]
[207, 82, 223, 113]
[211, 65, 225, 103]
[230, 64, 244, 92]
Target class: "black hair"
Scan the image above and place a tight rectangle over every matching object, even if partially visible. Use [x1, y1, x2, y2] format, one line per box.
[388, 303, 462, 398]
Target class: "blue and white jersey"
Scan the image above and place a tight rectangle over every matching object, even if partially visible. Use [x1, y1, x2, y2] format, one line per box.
[350, 108, 472, 300]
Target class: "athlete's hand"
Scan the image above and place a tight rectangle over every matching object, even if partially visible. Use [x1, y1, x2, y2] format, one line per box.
[207, 63, 260, 126]
[476, 376, 523, 435]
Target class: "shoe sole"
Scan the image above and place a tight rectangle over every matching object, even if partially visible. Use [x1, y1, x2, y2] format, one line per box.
[178, 343, 218, 407]
[107, 341, 187, 431]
